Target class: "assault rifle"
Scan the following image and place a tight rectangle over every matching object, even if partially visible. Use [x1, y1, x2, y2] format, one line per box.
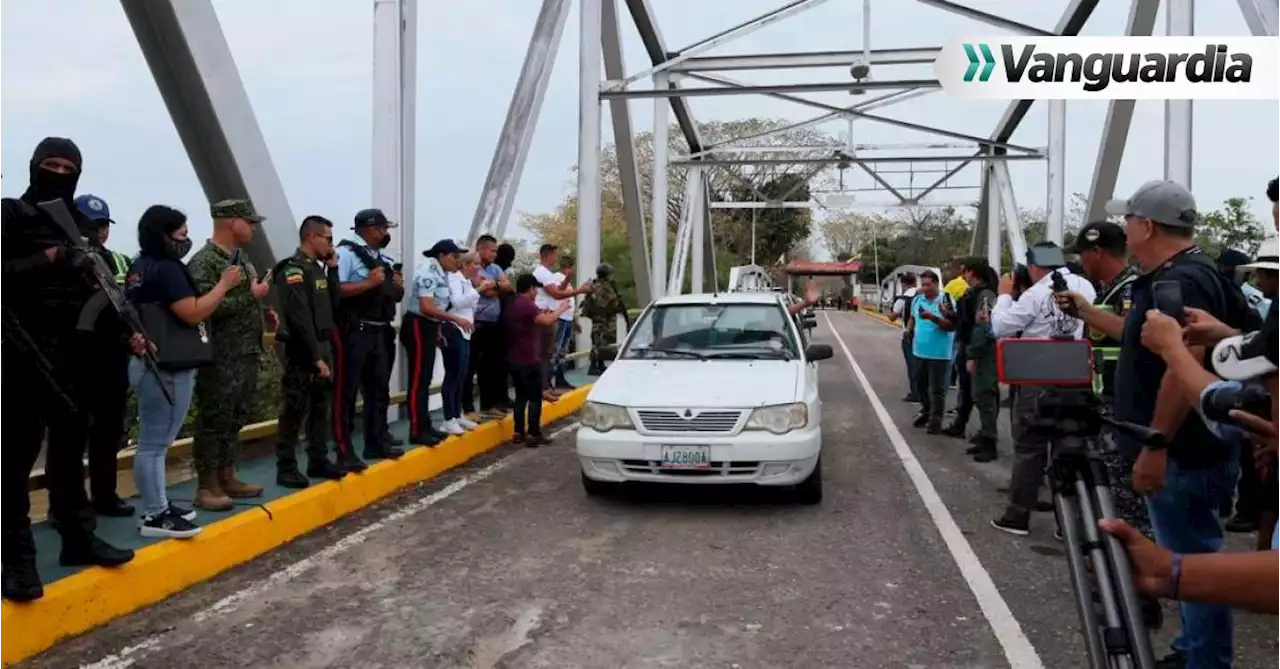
[39, 198, 174, 405]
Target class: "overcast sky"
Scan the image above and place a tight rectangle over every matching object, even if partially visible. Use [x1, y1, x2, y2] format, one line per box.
[2, 0, 1275, 259]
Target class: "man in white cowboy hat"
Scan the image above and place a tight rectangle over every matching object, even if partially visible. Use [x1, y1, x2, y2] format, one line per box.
[1238, 237, 1278, 320]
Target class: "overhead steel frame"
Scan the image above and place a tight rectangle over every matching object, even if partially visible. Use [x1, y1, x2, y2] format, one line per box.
[121, 0, 297, 273]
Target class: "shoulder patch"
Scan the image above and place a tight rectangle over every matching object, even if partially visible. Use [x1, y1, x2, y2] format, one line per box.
[282, 267, 304, 277]
[286, 272, 305, 285]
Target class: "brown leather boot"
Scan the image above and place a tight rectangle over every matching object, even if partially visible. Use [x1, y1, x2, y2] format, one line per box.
[219, 466, 263, 498]
[194, 471, 233, 511]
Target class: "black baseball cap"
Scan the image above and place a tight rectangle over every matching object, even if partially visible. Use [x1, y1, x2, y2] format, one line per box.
[515, 273, 542, 293]
[423, 239, 467, 258]
[353, 208, 399, 230]
[1068, 221, 1127, 254]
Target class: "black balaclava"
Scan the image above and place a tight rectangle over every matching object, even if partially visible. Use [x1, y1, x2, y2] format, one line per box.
[496, 243, 516, 271]
[23, 137, 83, 204]
[138, 205, 192, 260]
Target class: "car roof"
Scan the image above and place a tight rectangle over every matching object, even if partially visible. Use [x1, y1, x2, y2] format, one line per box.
[652, 292, 785, 306]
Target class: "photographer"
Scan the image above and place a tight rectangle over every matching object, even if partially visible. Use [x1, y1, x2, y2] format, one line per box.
[989, 243, 1095, 535]
[1058, 180, 1247, 669]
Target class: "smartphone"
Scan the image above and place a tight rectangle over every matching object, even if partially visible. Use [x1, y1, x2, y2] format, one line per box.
[1152, 280, 1185, 325]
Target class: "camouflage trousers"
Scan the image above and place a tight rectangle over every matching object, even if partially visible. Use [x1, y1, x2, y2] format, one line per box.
[1098, 430, 1153, 540]
[192, 353, 260, 475]
[589, 316, 617, 363]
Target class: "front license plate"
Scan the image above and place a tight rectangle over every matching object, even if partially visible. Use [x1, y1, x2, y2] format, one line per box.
[660, 445, 711, 469]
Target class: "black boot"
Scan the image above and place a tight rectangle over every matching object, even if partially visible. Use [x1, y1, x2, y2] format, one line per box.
[92, 494, 136, 518]
[970, 437, 997, 463]
[338, 453, 368, 474]
[306, 458, 345, 480]
[911, 413, 928, 428]
[409, 431, 442, 447]
[277, 466, 311, 489]
[363, 445, 404, 461]
[940, 422, 967, 438]
[2, 531, 43, 602]
[58, 529, 134, 568]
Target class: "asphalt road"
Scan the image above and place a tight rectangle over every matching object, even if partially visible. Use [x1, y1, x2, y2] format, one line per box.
[28, 311, 1277, 669]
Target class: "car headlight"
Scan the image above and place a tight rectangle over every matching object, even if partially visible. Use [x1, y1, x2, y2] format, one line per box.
[745, 403, 808, 434]
[581, 401, 634, 432]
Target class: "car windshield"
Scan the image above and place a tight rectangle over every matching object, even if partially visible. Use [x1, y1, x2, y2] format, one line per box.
[621, 302, 798, 360]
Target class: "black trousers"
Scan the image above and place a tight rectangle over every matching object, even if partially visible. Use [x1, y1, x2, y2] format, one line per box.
[399, 313, 439, 437]
[470, 321, 508, 411]
[277, 342, 333, 469]
[2, 335, 95, 561]
[1233, 438, 1264, 523]
[913, 358, 949, 428]
[901, 333, 920, 397]
[511, 363, 543, 436]
[331, 324, 390, 458]
[84, 348, 130, 503]
[381, 326, 397, 437]
[951, 345, 973, 428]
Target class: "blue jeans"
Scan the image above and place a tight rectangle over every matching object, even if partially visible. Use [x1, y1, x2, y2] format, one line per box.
[130, 361, 197, 517]
[441, 326, 470, 421]
[1147, 452, 1240, 669]
[552, 319, 573, 381]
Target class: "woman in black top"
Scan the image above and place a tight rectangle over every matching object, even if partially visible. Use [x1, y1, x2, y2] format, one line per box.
[126, 206, 240, 539]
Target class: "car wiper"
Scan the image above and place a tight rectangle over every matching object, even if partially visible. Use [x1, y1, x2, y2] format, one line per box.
[631, 347, 707, 359]
[705, 350, 792, 360]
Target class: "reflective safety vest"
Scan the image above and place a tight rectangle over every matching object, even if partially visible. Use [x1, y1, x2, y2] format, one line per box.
[106, 251, 130, 285]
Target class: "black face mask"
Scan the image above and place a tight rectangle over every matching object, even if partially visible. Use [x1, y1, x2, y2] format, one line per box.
[377, 234, 391, 250]
[29, 167, 79, 203]
[169, 238, 194, 260]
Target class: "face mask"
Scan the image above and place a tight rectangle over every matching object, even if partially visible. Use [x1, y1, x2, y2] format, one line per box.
[30, 167, 78, 202]
[169, 238, 194, 260]
[377, 234, 391, 250]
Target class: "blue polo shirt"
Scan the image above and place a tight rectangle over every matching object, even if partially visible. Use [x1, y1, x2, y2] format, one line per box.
[911, 292, 955, 361]
[336, 242, 393, 284]
[474, 262, 504, 323]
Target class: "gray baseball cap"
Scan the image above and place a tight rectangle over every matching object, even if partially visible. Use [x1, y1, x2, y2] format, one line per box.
[1104, 180, 1198, 228]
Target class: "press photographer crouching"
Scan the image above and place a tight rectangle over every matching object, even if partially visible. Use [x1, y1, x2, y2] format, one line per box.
[1099, 302, 1278, 617]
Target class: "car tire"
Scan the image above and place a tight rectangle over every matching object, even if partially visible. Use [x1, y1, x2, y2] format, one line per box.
[581, 470, 615, 498]
[794, 457, 823, 505]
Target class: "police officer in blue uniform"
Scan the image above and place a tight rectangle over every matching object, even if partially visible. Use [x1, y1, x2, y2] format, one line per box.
[72, 194, 136, 518]
[332, 209, 405, 469]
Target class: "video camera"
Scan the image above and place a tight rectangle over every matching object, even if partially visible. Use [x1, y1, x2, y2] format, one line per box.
[999, 337, 1159, 669]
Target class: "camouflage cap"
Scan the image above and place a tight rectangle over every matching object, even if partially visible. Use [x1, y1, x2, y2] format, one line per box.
[211, 198, 265, 223]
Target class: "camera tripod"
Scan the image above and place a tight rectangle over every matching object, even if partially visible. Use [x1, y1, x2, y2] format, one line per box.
[1033, 389, 1162, 669]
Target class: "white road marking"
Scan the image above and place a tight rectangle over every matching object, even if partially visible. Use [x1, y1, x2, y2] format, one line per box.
[79, 422, 581, 669]
[821, 312, 1043, 669]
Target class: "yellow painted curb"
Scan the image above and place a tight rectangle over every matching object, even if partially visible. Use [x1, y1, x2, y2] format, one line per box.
[0, 386, 591, 666]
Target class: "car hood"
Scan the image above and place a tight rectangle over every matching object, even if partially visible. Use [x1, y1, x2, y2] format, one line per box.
[588, 360, 801, 408]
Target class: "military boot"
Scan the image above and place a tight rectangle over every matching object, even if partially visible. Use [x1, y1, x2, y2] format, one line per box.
[195, 471, 233, 511]
[969, 436, 998, 463]
[2, 530, 43, 602]
[219, 466, 264, 498]
[58, 525, 134, 568]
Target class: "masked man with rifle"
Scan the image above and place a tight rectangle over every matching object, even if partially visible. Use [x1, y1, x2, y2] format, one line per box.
[2, 138, 147, 602]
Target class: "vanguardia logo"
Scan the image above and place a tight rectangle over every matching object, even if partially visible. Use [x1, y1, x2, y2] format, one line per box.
[961, 42, 1253, 92]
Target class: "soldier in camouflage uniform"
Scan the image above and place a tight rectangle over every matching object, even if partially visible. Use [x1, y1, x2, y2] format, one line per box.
[957, 259, 1000, 463]
[581, 263, 627, 376]
[187, 199, 275, 511]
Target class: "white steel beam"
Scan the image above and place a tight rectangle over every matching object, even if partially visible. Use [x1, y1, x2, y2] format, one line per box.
[651, 71, 671, 300]
[985, 167, 1002, 269]
[1045, 100, 1066, 244]
[602, 0, 651, 305]
[602, 78, 941, 99]
[710, 201, 819, 209]
[120, 0, 295, 271]
[1084, 0, 1159, 222]
[667, 168, 701, 295]
[1237, 0, 1280, 36]
[607, 0, 834, 91]
[914, 0, 1055, 36]
[910, 155, 976, 203]
[856, 162, 909, 203]
[623, 0, 705, 153]
[577, 0, 604, 364]
[992, 161, 1028, 266]
[670, 153, 1045, 167]
[668, 47, 942, 72]
[1164, 0, 1194, 189]
[987, 0, 1100, 144]
[691, 173, 706, 294]
[701, 176, 719, 292]
[468, 0, 571, 243]
[970, 158, 989, 256]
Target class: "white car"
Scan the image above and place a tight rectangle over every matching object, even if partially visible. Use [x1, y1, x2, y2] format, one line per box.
[576, 291, 833, 503]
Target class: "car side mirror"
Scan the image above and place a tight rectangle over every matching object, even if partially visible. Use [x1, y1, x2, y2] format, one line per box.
[801, 316, 817, 329]
[805, 344, 833, 361]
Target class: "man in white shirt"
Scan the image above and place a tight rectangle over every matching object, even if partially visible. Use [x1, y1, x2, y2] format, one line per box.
[888, 274, 921, 401]
[990, 243, 1097, 536]
[531, 244, 592, 397]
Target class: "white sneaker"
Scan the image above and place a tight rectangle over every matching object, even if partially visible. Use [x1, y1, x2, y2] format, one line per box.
[456, 417, 479, 430]
[443, 419, 466, 436]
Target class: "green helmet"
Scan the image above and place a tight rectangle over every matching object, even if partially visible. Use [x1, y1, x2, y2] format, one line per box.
[596, 262, 614, 277]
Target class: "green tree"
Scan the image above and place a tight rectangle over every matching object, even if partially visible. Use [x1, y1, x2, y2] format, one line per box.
[1195, 197, 1268, 257]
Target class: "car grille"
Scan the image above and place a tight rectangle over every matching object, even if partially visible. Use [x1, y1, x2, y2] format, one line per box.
[635, 410, 743, 433]
[620, 460, 761, 477]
